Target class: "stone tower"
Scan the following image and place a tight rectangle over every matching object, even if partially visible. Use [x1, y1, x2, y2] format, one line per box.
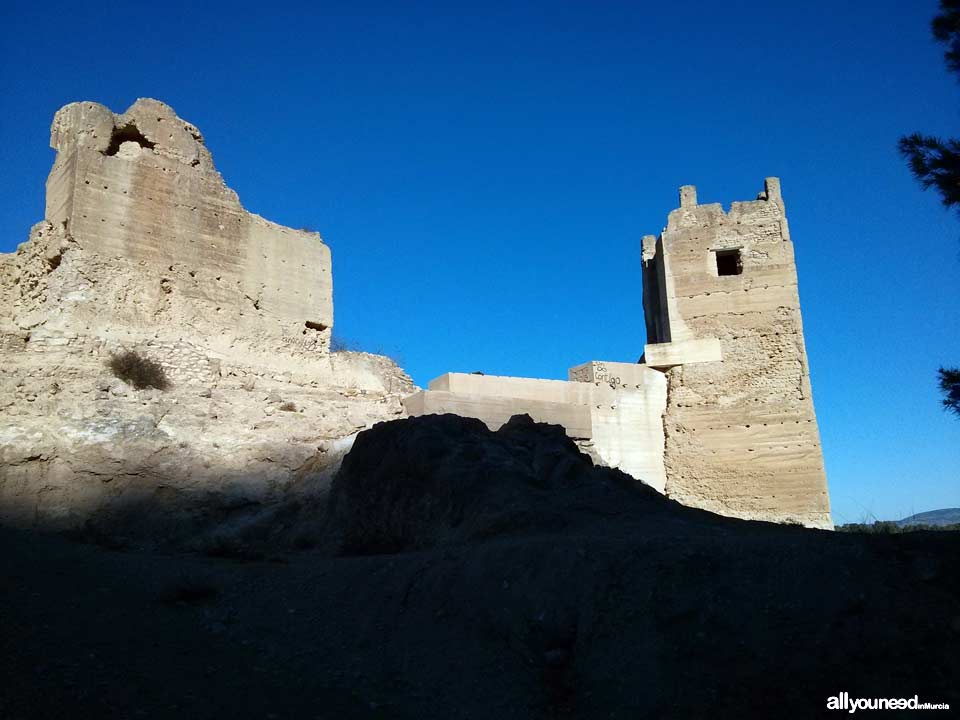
[641, 178, 831, 528]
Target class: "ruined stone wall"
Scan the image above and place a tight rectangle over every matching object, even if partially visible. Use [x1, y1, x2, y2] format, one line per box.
[642, 179, 831, 528]
[44, 99, 332, 348]
[2, 99, 831, 533]
[0, 100, 415, 536]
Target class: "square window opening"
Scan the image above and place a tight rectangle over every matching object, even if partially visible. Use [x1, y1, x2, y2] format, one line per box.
[716, 249, 742, 276]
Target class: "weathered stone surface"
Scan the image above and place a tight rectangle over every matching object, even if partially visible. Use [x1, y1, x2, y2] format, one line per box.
[0, 100, 829, 532]
[0, 100, 415, 533]
[642, 337, 722, 368]
[643, 178, 831, 528]
[43, 98, 332, 349]
[404, 179, 831, 528]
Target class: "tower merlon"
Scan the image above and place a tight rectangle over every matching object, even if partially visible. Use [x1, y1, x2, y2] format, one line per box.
[642, 175, 830, 528]
[641, 234, 658, 264]
[760, 176, 783, 204]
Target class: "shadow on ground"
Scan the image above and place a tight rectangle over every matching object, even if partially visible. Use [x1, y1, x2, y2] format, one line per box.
[1, 415, 957, 719]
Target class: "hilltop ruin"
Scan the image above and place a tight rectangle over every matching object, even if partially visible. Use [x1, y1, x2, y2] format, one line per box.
[0, 98, 830, 534]
[42, 98, 332, 349]
[0, 99, 412, 535]
[406, 179, 832, 528]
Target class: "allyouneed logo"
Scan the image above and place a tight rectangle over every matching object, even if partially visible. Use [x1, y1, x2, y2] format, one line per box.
[827, 693, 950, 713]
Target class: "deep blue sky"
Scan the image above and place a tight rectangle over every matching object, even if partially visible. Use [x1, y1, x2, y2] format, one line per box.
[2, 1, 958, 523]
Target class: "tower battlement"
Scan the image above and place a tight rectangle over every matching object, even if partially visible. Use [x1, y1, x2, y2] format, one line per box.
[643, 178, 830, 526]
[404, 178, 832, 528]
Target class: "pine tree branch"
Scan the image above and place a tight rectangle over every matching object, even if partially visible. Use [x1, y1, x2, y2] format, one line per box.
[939, 367, 960, 416]
[933, 0, 960, 76]
[898, 133, 960, 208]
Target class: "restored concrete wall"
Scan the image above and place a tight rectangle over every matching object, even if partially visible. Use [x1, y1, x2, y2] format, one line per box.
[404, 369, 668, 491]
[44, 99, 332, 348]
[403, 388, 594, 439]
[569, 362, 669, 493]
[642, 179, 831, 528]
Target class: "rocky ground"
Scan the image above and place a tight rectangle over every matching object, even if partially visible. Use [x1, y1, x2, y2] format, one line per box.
[1, 415, 957, 719]
[0, 287, 413, 541]
[0, 138, 415, 534]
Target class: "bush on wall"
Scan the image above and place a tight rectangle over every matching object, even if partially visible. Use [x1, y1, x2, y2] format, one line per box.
[108, 350, 170, 390]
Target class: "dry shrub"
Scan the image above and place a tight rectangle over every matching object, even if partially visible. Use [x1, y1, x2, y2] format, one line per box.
[108, 350, 170, 390]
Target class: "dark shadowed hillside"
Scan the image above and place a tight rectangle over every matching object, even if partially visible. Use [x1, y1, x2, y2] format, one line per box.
[1, 415, 957, 719]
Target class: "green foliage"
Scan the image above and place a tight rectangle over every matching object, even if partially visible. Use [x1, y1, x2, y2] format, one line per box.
[108, 350, 170, 390]
[899, 1, 960, 211]
[900, 2, 960, 418]
[898, 134, 960, 208]
[837, 521, 901, 534]
[837, 521, 960, 534]
[938, 367, 960, 415]
[932, 0, 960, 75]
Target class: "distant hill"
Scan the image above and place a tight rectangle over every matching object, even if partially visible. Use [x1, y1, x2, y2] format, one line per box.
[897, 508, 960, 527]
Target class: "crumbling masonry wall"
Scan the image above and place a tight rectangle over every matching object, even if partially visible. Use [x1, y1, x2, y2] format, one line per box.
[44, 99, 332, 348]
[0, 99, 416, 534]
[642, 179, 831, 528]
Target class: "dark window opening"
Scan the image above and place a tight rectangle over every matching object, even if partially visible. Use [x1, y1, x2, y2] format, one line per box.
[304, 321, 328, 333]
[103, 124, 156, 156]
[716, 249, 742, 276]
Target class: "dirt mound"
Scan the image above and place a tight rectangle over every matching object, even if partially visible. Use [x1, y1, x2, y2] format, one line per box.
[323, 413, 668, 554]
[1, 414, 958, 719]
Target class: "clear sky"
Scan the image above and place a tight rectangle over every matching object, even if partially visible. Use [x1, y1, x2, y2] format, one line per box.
[2, 0, 958, 523]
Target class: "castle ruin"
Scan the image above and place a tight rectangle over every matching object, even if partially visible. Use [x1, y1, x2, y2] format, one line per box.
[42, 99, 332, 349]
[0, 99, 412, 532]
[405, 179, 832, 528]
[0, 99, 830, 532]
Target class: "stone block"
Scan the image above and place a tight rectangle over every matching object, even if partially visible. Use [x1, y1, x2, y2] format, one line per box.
[643, 338, 723, 368]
